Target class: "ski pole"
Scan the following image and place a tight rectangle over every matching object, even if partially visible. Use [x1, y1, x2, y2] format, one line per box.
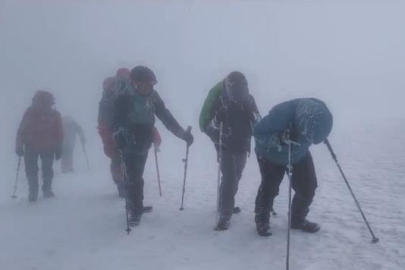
[179, 126, 192, 211]
[324, 139, 379, 244]
[216, 122, 224, 219]
[11, 157, 22, 199]
[114, 128, 134, 234]
[120, 151, 131, 235]
[153, 142, 162, 197]
[285, 132, 293, 270]
[81, 142, 90, 170]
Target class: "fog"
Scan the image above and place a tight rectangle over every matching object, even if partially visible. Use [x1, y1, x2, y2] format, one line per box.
[1, 1, 404, 135]
[1, 0, 403, 189]
[1, 1, 405, 269]
[1, 0, 404, 204]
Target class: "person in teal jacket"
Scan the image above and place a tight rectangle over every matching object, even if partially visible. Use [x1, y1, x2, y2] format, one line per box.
[254, 98, 333, 236]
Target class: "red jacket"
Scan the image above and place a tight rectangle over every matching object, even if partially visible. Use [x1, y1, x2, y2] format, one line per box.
[98, 122, 119, 158]
[16, 106, 63, 152]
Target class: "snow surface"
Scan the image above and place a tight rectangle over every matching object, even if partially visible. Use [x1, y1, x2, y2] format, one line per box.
[1, 1, 405, 270]
[1, 118, 404, 270]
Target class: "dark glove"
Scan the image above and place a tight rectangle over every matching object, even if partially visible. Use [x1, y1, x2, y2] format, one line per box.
[214, 107, 227, 124]
[54, 147, 62, 160]
[182, 127, 194, 146]
[15, 144, 24, 157]
[113, 127, 130, 150]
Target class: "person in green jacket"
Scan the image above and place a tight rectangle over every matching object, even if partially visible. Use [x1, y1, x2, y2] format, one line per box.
[200, 71, 260, 231]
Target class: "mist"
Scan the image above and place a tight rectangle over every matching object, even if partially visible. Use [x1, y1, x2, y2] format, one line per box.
[1, 1, 404, 269]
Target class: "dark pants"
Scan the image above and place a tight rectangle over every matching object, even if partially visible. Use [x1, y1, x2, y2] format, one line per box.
[24, 148, 55, 195]
[61, 148, 74, 173]
[123, 149, 148, 215]
[218, 151, 247, 221]
[255, 152, 318, 223]
[110, 157, 124, 185]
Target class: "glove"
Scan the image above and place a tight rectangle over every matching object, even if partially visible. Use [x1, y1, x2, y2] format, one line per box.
[54, 146, 62, 161]
[15, 144, 24, 157]
[214, 107, 227, 124]
[113, 127, 130, 150]
[279, 129, 300, 146]
[182, 127, 194, 146]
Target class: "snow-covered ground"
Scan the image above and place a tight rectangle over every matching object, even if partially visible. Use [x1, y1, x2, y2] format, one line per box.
[1, 1, 404, 269]
[0, 118, 404, 270]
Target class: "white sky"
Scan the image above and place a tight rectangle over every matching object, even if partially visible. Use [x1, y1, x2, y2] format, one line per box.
[0, 0, 404, 168]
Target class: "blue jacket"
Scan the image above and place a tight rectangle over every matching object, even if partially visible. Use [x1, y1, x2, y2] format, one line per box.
[254, 98, 333, 165]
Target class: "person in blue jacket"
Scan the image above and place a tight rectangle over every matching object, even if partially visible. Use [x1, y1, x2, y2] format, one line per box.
[254, 98, 333, 236]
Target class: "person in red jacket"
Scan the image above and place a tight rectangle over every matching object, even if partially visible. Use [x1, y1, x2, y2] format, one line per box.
[61, 116, 86, 173]
[98, 77, 126, 197]
[15, 90, 63, 202]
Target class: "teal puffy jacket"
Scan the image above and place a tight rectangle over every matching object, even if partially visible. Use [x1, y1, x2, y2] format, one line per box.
[254, 98, 333, 165]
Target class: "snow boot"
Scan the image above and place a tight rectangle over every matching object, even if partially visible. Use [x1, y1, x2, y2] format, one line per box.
[28, 191, 38, 202]
[233, 206, 241, 214]
[291, 219, 320, 233]
[255, 212, 272, 236]
[129, 211, 142, 227]
[43, 190, 55, 198]
[214, 218, 230, 231]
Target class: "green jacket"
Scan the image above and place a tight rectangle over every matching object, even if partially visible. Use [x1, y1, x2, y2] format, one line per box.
[199, 81, 223, 132]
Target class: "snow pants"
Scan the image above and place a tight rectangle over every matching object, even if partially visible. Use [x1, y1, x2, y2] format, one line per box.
[24, 148, 55, 195]
[110, 156, 124, 187]
[123, 149, 148, 215]
[255, 151, 318, 224]
[218, 151, 247, 221]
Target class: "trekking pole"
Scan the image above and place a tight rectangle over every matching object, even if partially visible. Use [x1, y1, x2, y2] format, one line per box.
[11, 157, 22, 199]
[81, 142, 90, 170]
[324, 139, 379, 244]
[179, 126, 192, 211]
[120, 151, 131, 235]
[153, 142, 163, 197]
[285, 132, 293, 270]
[216, 122, 224, 219]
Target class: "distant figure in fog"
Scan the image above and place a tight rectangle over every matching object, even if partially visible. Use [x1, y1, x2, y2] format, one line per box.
[61, 116, 86, 173]
[15, 90, 63, 202]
